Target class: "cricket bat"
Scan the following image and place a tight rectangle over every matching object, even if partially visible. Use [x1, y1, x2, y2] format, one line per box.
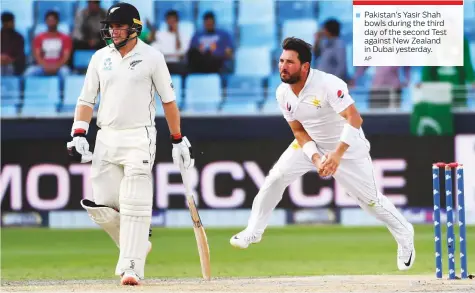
[180, 167, 211, 281]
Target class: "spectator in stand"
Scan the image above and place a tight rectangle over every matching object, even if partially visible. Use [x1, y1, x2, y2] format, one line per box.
[187, 12, 233, 73]
[150, 10, 191, 75]
[72, 0, 107, 50]
[350, 66, 411, 109]
[24, 10, 72, 77]
[1, 12, 25, 76]
[313, 18, 347, 82]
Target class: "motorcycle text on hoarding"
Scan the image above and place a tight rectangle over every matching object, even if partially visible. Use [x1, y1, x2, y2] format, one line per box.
[1, 137, 454, 211]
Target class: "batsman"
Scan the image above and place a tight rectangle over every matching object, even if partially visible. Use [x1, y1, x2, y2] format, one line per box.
[231, 37, 416, 271]
[66, 2, 194, 285]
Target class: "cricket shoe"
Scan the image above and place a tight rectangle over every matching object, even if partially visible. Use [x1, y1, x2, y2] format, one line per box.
[230, 230, 262, 249]
[397, 243, 416, 270]
[121, 270, 140, 286]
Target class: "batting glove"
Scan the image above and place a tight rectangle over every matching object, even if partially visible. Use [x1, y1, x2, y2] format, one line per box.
[67, 122, 93, 163]
[171, 134, 194, 170]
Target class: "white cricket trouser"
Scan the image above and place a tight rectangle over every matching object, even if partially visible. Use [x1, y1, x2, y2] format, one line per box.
[90, 126, 156, 279]
[246, 140, 414, 246]
[90, 126, 156, 208]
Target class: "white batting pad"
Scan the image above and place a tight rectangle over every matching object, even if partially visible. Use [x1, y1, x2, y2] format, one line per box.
[115, 175, 153, 279]
[80, 199, 120, 248]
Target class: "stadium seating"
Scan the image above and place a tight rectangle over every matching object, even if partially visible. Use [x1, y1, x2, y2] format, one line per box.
[317, 0, 353, 23]
[121, 0, 154, 24]
[154, 0, 194, 24]
[184, 74, 223, 113]
[155, 74, 183, 116]
[277, 1, 317, 23]
[62, 75, 85, 113]
[465, 1, 475, 20]
[221, 76, 264, 114]
[281, 19, 318, 46]
[235, 47, 272, 77]
[267, 74, 282, 96]
[77, 0, 116, 10]
[35, 1, 75, 26]
[1, 76, 21, 116]
[73, 50, 95, 71]
[238, 0, 275, 25]
[239, 23, 276, 49]
[197, 0, 234, 32]
[2, 0, 34, 32]
[22, 76, 61, 116]
[261, 74, 282, 114]
[1, 0, 475, 116]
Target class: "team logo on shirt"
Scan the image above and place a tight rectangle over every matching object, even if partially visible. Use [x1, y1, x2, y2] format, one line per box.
[337, 90, 345, 99]
[129, 60, 142, 70]
[103, 58, 112, 71]
[311, 98, 322, 109]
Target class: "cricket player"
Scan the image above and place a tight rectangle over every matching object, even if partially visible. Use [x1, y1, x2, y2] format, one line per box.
[230, 37, 416, 271]
[66, 2, 194, 285]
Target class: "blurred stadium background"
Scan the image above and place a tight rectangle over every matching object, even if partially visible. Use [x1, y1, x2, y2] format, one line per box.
[1, 0, 475, 283]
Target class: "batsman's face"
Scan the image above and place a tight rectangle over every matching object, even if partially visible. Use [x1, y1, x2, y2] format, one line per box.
[279, 50, 302, 84]
[109, 23, 130, 44]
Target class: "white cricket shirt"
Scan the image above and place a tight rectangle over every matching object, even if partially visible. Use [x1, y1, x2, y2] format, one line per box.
[276, 69, 370, 159]
[77, 39, 176, 130]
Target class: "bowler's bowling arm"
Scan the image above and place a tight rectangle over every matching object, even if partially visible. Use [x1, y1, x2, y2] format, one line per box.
[288, 120, 321, 161]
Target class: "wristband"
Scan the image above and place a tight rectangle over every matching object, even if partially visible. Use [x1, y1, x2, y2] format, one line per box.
[340, 124, 359, 146]
[71, 121, 89, 137]
[171, 133, 183, 143]
[302, 141, 318, 161]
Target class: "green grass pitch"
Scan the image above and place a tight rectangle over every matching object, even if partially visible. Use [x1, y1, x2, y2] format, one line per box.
[2, 225, 474, 281]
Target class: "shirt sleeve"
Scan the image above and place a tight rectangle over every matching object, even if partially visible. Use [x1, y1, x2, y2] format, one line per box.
[326, 75, 355, 114]
[152, 52, 176, 103]
[276, 86, 295, 122]
[63, 35, 73, 52]
[77, 53, 100, 108]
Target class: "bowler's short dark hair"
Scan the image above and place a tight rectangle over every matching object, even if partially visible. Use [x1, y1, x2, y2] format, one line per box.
[282, 37, 312, 64]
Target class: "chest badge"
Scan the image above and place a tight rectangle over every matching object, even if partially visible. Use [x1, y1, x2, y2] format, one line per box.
[103, 58, 112, 71]
[129, 60, 143, 70]
[311, 97, 322, 109]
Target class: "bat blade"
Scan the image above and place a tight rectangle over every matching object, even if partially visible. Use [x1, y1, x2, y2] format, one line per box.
[187, 194, 211, 281]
